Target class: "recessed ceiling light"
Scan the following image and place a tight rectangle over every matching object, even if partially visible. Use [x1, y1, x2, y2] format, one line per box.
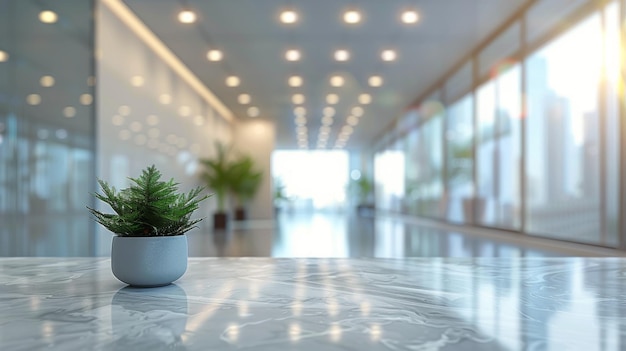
[118, 105, 131, 116]
[342, 125, 354, 134]
[63, 106, 76, 118]
[26, 94, 41, 105]
[280, 10, 298, 24]
[0, 50, 9, 62]
[351, 106, 364, 117]
[56, 129, 68, 139]
[381, 50, 397, 62]
[368, 76, 383, 87]
[330, 76, 344, 87]
[159, 93, 172, 105]
[178, 106, 191, 117]
[358, 93, 372, 104]
[207, 50, 223, 61]
[238, 94, 251, 105]
[323, 106, 335, 117]
[321, 116, 334, 126]
[247, 106, 260, 117]
[288, 76, 303, 87]
[294, 106, 306, 116]
[129, 121, 142, 132]
[347, 116, 359, 126]
[343, 10, 361, 24]
[334, 49, 350, 62]
[226, 76, 240, 87]
[292, 94, 305, 105]
[401, 10, 420, 24]
[326, 94, 339, 105]
[80, 94, 93, 105]
[296, 126, 307, 133]
[295, 115, 307, 125]
[112, 115, 124, 126]
[285, 49, 301, 61]
[147, 115, 159, 126]
[194, 116, 205, 126]
[39, 11, 58, 24]
[131, 75, 145, 87]
[40, 75, 55, 87]
[178, 10, 197, 24]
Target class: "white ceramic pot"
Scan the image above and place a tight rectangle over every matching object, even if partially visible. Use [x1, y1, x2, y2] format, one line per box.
[111, 235, 188, 287]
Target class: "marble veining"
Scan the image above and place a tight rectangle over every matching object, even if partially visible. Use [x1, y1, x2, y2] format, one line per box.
[1, 258, 626, 350]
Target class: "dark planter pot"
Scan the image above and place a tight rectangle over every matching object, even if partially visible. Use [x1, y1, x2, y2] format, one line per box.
[357, 203, 375, 216]
[462, 197, 486, 224]
[213, 212, 228, 230]
[234, 208, 246, 221]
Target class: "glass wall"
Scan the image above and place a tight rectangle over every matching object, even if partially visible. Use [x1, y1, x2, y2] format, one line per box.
[476, 64, 522, 229]
[525, 12, 617, 245]
[0, 1, 96, 256]
[374, 0, 622, 248]
[404, 107, 444, 218]
[446, 95, 474, 223]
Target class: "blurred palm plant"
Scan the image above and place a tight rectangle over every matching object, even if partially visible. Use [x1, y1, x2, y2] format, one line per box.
[229, 154, 263, 211]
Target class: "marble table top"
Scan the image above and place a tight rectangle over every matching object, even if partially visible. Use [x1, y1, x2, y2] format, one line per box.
[1, 257, 625, 350]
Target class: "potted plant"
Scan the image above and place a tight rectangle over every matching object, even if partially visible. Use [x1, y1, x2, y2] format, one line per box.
[447, 141, 484, 223]
[87, 165, 209, 287]
[273, 178, 289, 215]
[229, 154, 263, 221]
[349, 174, 375, 215]
[200, 143, 233, 229]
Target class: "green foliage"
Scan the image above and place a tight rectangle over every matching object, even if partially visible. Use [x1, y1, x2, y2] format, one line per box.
[273, 178, 289, 207]
[447, 141, 473, 184]
[87, 165, 210, 237]
[350, 175, 374, 204]
[200, 143, 232, 211]
[229, 155, 263, 207]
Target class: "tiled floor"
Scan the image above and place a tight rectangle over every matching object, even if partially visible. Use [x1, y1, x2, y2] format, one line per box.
[187, 211, 565, 258]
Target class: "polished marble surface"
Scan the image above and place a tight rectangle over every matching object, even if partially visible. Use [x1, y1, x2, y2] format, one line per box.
[1, 257, 626, 350]
[186, 212, 562, 258]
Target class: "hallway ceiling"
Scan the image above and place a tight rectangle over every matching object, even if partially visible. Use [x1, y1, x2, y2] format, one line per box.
[123, 0, 528, 151]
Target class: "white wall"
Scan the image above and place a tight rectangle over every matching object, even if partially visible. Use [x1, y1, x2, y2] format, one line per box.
[95, 3, 233, 255]
[233, 119, 276, 220]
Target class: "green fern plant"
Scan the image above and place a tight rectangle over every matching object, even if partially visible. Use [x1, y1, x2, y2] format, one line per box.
[87, 165, 210, 237]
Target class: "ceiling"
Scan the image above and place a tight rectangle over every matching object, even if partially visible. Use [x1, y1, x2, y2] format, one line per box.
[122, 0, 529, 151]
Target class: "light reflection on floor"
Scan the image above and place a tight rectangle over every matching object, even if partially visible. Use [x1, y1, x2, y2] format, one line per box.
[187, 211, 560, 258]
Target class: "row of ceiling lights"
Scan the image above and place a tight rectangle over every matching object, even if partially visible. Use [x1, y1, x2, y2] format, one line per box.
[174, 6, 407, 148]
[25, 75, 94, 119]
[178, 8, 420, 26]
[206, 48, 398, 63]
[292, 93, 369, 150]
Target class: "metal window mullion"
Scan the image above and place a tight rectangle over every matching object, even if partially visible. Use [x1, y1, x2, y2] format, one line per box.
[599, 4, 608, 245]
[471, 57, 479, 225]
[520, 11, 528, 235]
[619, 0, 626, 250]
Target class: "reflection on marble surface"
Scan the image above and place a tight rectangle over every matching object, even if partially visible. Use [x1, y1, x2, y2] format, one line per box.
[186, 212, 559, 258]
[1, 258, 625, 350]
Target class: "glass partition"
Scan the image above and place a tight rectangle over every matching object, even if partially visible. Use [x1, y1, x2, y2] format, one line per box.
[445, 95, 475, 223]
[0, 1, 96, 256]
[524, 13, 606, 244]
[476, 64, 522, 229]
[374, 0, 623, 248]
